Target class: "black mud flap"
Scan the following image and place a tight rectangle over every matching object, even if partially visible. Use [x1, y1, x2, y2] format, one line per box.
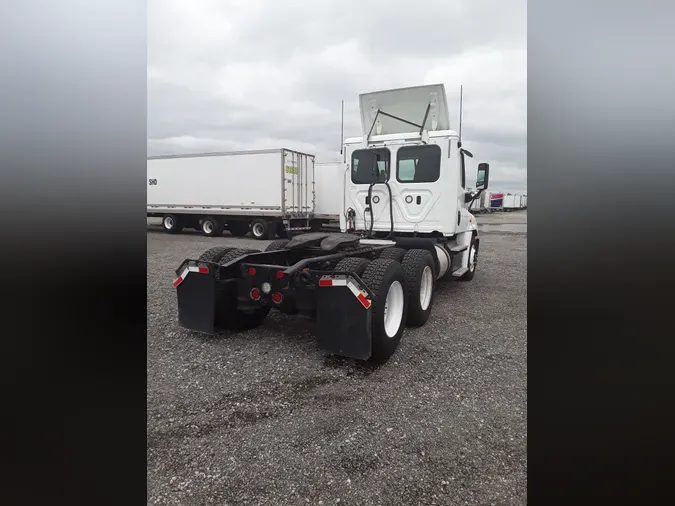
[316, 274, 372, 360]
[175, 267, 217, 334]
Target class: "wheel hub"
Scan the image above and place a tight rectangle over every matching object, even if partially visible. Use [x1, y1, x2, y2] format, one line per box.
[420, 265, 433, 310]
[383, 280, 404, 338]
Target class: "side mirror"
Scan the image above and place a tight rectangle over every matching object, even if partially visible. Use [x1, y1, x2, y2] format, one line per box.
[476, 162, 490, 190]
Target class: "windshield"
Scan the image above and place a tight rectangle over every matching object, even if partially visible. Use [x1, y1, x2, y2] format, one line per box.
[351, 148, 390, 184]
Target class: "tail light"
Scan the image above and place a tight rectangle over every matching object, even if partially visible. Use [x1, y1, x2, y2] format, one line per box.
[275, 270, 285, 280]
[272, 292, 283, 304]
[250, 288, 261, 300]
[248, 267, 256, 276]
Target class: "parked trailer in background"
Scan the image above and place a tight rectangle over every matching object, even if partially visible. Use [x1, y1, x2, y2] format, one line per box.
[522, 195, 527, 209]
[147, 149, 316, 240]
[503, 194, 517, 211]
[490, 192, 504, 211]
[314, 161, 345, 226]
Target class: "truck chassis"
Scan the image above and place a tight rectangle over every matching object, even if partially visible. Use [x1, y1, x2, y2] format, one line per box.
[174, 231, 477, 362]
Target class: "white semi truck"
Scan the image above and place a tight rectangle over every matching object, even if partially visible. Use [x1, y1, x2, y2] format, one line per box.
[172, 84, 490, 362]
[147, 149, 341, 240]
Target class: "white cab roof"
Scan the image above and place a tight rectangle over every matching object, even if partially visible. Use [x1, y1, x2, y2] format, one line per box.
[359, 84, 450, 136]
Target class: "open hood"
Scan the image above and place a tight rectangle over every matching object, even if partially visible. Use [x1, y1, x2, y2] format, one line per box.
[358, 84, 451, 137]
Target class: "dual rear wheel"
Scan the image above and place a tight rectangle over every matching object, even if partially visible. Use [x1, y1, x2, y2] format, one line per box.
[191, 244, 441, 362]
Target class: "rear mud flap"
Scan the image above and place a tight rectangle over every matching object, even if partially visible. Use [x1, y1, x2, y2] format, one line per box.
[316, 275, 372, 360]
[176, 270, 217, 334]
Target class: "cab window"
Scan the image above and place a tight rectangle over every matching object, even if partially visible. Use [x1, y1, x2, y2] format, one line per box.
[351, 148, 390, 184]
[396, 144, 441, 183]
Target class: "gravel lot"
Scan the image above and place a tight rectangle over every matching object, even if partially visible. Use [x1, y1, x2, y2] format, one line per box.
[147, 212, 527, 506]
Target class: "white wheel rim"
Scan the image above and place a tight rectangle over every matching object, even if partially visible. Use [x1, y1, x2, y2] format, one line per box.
[203, 221, 213, 234]
[420, 265, 433, 310]
[164, 217, 174, 229]
[252, 223, 264, 237]
[383, 280, 405, 338]
[469, 246, 476, 272]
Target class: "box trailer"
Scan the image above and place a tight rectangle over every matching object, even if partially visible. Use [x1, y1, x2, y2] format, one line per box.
[313, 161, 344, 223]
[147, 149, 316, 239]
[489, 192, 504, 210]
[503, 194, 517, 210]
[172, 83, 492, 363]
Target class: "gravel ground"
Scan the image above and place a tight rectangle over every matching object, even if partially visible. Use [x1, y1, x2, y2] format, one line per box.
[147, 212, 527, 506]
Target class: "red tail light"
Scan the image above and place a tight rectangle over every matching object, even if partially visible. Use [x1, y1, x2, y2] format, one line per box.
[276, 270, 285, 280]
[250, 288, 261, 300]
[271, 292, 283, 304]
[248, 267, 256, 276]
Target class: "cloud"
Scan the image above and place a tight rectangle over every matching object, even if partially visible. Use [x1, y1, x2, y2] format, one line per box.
[148, 0, 527, 191]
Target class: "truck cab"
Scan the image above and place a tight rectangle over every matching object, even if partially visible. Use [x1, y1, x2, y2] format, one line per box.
[339, 84, 487, 240]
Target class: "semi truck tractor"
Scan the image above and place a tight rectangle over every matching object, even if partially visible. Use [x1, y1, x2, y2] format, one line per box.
[172, 84, 490, 362]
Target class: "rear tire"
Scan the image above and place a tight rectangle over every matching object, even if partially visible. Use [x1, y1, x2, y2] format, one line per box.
[265, 239, 290, 252]
[360, 258, 408, 362]
[460, 236, 478, 282]
[250, 219, 269, 240]
[162, 214, 184, 234]
[197, 246, 235, 263]
[378, 247, 406, 262]
[201, 216, 223, 237]
[216, 247, 259, 279]
[333, 257, 371, 276]
[401, 249, 436, 326]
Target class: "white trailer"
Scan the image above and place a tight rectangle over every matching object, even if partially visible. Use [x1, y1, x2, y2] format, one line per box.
[503, 194, 517, 210]
[173, 83, 491, 363]
[147, 149, 316, 239]
[313, 161, 345, 222]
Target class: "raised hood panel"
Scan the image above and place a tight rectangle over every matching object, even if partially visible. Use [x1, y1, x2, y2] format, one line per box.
[358, 84, 450, 136]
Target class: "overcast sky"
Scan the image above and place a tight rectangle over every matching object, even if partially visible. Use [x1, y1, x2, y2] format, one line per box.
[148, 0, 527, 192]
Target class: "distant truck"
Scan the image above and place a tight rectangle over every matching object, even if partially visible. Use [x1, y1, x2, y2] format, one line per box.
[147, 148, 340, 239]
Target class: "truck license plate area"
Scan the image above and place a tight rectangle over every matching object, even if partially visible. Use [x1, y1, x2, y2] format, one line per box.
[317, 274, 372, 360]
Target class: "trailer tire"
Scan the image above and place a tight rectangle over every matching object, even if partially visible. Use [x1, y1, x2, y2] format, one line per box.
[201, 216, 223, 237]
[197, 246, 235, 263]
[162, 214, 184, 234]
[460, 236, 478, 282]
[265, 239, 290, 252]
[401, 249, 436, 326]
[378, 247, 406, 262]
[250, 219, 269, 240]
[333, 257, 371, 276]
[227, 221, 249, 237]
[360, 258, 408, 362]
[276, 224, 288, 238]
